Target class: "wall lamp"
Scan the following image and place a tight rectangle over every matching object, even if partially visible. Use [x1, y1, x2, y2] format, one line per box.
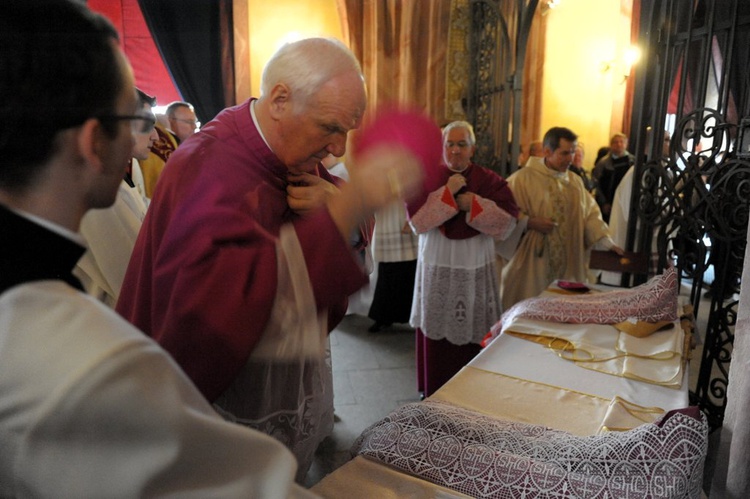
[601, 46, 641, 84]
[541, 0, 562, 16]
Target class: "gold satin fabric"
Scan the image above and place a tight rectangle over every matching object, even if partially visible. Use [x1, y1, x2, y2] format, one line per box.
[311, 456, 472, 498]
[503, 312, 688, 387]
[430, 367, 665, 436]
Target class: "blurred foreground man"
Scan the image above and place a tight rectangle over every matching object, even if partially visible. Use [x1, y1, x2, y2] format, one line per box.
[0, 1, 312, 496]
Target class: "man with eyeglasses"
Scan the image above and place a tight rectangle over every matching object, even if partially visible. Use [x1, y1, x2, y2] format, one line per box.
[74, 88, 157, 306]
[129, 89, 159, 204]
[166, 100, 199, 143]
[0, 1, 309, 496]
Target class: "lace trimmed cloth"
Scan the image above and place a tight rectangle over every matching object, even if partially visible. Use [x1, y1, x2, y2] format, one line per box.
[410, 231, 500, 344]
[353, 400, 708, 498]
[487, 266, 678, 344]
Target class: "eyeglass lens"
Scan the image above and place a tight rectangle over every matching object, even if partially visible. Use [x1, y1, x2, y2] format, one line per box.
[98, 114, 156, 134]
[175, 118, 200, 129]
[132, 116, 156, 135]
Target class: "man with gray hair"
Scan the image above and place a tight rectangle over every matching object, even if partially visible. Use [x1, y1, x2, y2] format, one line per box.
[117, 37, 423, 481]
[592, 132, 636, 222]
[408, 120, 520, 397]
[165, 100, 198, 143]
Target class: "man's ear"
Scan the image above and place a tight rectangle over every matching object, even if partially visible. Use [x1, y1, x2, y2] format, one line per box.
[76, 118, 106, 172]
[267, 83, 292, 120]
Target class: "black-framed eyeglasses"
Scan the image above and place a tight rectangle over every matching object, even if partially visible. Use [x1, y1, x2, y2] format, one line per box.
[98, 114, 156, 135]
[174, 117, 200, 129]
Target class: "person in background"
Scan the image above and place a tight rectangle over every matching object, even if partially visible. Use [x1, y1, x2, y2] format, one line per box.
[75, 88, 157, 306]
[594, 145, 610, 167]
[601, 131, 672, 286]
[592, 133, 636, 222]
[121, 92, 153, 206]
[569, 143, 594, 192]
[139, 109, 179, 199]
[501, 127, 623, 310]
[116, 37, 424, 482]
[518, 140, 543, 169]
[165, 100, 198, 144]
[0, 2, 309, 496]
[409, 121, 520, 397]
[321, 152, 375, 312]
[367, 199, 418, 332]
[129, 88, 156, 206]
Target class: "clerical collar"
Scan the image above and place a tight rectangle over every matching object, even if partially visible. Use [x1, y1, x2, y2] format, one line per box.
[447, 164, 469, 173]
[124, 162, 135, 188]
[249, 99, 273, 152]
[543, 159, 568, 179]
[0, 204, 86, 293]
[8, 205, 86, 246]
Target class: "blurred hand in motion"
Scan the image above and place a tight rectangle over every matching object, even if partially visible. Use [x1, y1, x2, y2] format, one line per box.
[326, 145, 424, 239]
[346, 144, 424, 213]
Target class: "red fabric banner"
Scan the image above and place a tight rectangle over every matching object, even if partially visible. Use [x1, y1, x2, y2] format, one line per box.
[88, 0, 182, 105]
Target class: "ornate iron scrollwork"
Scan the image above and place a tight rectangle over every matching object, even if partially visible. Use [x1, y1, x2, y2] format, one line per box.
[637, 108, 749, 430]
[469, 1, 504, 173]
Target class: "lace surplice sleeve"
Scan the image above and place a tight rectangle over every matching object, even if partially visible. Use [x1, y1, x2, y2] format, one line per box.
[408, 186, 459, 234]
[465, 194, 518, 239]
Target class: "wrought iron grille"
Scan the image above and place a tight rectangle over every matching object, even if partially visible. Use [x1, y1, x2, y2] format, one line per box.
[629, 0, 750, 431]
[466, 0, 748, 431]
[467, 0, 538, 177]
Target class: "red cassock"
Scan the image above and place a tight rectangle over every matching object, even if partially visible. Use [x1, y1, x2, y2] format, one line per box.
[117, 99, 366, 402]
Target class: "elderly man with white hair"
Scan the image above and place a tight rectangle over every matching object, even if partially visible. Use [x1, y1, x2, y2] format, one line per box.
[117, 36, 424, 481]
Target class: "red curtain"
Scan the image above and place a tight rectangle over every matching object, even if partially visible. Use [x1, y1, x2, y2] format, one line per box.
[88, 0, 182, 105]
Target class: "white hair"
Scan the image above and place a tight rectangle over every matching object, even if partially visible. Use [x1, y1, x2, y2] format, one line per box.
[260, 37, 364, 113]
[442, 121, 476, 145]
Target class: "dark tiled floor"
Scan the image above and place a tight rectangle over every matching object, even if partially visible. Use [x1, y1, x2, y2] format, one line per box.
[304, 314, 419, 488]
